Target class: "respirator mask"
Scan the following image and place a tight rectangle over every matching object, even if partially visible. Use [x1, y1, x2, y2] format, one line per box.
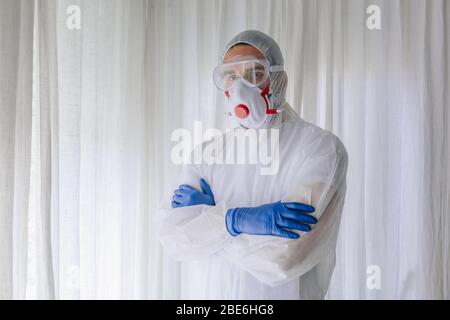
[213, 57, 284, 129]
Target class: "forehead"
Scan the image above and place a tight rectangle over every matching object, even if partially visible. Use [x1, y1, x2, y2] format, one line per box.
[223, 44, 265, 63]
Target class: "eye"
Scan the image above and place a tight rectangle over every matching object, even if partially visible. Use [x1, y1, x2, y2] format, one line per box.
[224, 73, 237, 81]
[223, 73, 237, 87]
[255, 71, 265, 80]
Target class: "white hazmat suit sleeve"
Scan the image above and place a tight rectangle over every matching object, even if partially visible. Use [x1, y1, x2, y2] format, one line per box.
[221, 132, 348, 287]
[157, 159, 232, 261]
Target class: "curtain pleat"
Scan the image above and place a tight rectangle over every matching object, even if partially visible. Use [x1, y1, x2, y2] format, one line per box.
[0, 0, 34, 300]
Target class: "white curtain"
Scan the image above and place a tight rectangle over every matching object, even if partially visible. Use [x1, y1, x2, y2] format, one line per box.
[0, 0, 34, 299]
[0, 0, 449, 299]
[30, 0, 160, 299]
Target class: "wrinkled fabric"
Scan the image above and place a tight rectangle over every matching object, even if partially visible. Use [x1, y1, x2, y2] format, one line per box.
[158, 103, 348, 299]
[0, 0, 34, 300]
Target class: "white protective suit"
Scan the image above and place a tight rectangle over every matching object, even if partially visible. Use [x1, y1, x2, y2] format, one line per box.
[158, 30, 348, 299]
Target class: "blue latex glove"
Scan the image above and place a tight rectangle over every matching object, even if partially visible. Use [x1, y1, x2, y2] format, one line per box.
[172, 178, 215, 208]
[225, 201, 317, 239]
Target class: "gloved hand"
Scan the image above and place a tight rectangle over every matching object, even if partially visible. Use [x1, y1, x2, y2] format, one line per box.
[225, 201, 317, 239]
[172, 178, 216, 208]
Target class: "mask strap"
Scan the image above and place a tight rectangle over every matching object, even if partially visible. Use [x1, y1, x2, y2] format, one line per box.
[261, 86, 279, 115]
[265, 65, 284, 115]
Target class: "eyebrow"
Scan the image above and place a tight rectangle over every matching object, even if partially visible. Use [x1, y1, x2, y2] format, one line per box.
[223, 70, 236, 76]
[222, 64, 265, 76]
[244, 65, 265, 73]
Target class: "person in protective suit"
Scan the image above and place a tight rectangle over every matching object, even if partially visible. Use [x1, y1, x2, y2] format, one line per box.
[158, 30, 348, 299]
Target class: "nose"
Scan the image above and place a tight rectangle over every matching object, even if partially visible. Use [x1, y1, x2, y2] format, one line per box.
[234, 104, 249, 119]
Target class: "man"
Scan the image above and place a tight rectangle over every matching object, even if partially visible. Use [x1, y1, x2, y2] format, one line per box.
[158, 30, 348, 299]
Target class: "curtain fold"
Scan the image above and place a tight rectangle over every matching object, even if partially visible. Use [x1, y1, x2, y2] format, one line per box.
[0, 0, 34, 300]
[33, 0, 155, 299]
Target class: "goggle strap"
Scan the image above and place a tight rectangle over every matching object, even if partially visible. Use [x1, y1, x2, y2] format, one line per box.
[269, 65, 284, 72]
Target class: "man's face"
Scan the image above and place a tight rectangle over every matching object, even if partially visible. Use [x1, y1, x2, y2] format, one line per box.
[223, 44, 270, 90]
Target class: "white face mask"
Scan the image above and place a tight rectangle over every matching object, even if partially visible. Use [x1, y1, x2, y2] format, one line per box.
[226, 78, 279, 129]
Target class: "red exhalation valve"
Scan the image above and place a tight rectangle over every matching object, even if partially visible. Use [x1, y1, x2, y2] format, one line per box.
[234, 104, 250, 119]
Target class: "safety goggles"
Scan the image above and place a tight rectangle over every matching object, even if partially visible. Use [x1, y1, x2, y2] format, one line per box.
[213, 57, 283, 91]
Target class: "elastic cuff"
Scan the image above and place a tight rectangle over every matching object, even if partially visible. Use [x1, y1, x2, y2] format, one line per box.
[225, 208, 240, 236]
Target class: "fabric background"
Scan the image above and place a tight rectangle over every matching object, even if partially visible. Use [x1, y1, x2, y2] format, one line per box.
[0, 0, 448, 299]
[0, 0, 34, 299]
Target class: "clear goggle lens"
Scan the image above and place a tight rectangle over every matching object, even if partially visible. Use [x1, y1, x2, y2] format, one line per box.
[213, 59, 270, 91]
